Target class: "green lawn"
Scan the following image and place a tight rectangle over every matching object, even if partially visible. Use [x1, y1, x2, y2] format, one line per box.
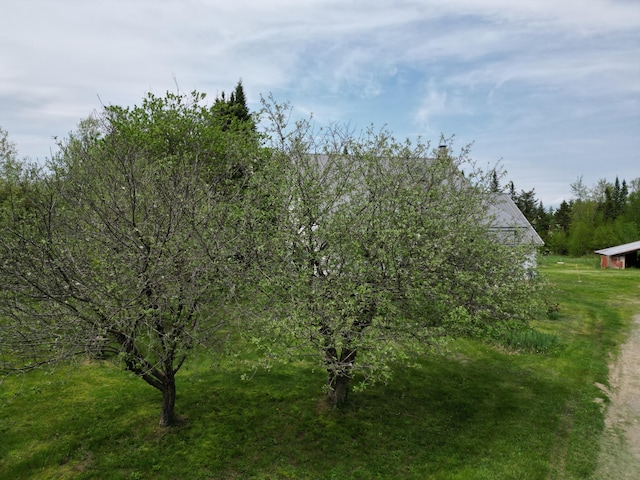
[1, 255, 639, 479]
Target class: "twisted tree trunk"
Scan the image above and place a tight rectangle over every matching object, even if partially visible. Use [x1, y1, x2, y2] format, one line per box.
[327, 347, 357, 408]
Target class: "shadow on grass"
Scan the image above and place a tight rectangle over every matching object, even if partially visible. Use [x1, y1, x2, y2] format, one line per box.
[165, 345, 594, 479]
[0, 341, 602, 480]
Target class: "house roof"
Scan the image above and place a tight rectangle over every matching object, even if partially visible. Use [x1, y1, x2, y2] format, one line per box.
[310, 155, 544, 247]
[594, 240, 640, 257]
[487, 194, 545, 246]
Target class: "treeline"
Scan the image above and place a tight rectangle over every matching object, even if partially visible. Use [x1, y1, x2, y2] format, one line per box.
[505, 176, 640, 256]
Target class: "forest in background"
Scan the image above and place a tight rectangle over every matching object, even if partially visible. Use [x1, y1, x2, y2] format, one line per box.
[505, 175, 640, 256]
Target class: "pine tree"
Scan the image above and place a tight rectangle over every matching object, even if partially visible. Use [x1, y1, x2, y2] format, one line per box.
[554, 200, 572, 232]
[489, 170, 501, 193]
[230, 80, 251, 123]
[214, 80, 253, 131]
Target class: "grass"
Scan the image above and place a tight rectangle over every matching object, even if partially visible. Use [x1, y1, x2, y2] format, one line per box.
[497, 327, 559, 353]
[1, 254, 639, 479]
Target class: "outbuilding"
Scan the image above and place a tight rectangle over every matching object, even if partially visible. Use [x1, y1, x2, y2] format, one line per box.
[594, 240, 640, 269]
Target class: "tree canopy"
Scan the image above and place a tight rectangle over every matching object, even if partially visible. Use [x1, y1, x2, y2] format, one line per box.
[1, 90, 547, 424]
[246, 100, 544, 407]
[0, 88, 259, 426]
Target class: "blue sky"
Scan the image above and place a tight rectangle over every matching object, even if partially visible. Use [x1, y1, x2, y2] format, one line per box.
[2, 0, 639, 207]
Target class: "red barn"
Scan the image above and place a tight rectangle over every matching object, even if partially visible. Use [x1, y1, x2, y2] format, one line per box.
[595, 240, 640, 269]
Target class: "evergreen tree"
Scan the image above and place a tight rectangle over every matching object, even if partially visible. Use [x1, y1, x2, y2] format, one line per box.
[617, 178, 629, 217]
[507, 181, 547, 239]
[229, 80, 251, 123]
[554, 200, 572, 232]
[214, 80, 254, 132]
[600, 185, 617, 221]
[489, 170, 501, 193]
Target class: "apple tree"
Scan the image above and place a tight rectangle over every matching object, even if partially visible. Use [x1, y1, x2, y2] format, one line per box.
[249, 101, 543, 407]
[0, 90, 260, 426]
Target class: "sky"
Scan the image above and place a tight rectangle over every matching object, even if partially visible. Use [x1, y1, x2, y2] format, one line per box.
[1, 0, 639, 207]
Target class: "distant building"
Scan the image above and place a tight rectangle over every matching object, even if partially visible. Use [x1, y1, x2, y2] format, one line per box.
[595, 241, 640, 269]
[309, 155, 544, 273]
[487, 193, 544, 273]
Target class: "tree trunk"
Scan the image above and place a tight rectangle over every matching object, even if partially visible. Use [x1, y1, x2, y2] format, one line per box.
[327, 371, 351, 408]
[325, 345, 358, 408]
[159, 376, 177, 427]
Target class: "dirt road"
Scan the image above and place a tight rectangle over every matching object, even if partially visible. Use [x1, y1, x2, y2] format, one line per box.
[593, 314, 640, 479]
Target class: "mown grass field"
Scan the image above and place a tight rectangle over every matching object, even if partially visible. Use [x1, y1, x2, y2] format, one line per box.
[1, 255, 639, 479]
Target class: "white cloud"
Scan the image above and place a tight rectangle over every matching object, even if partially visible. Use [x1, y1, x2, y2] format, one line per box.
[1, 0, 638, 204]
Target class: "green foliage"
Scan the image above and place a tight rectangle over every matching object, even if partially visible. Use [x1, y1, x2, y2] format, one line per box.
[506, 175, 640, 257]
[248, 100, 544, 406]
[504, 181, 552, 244]
[0, 88, 259, 425]
[0, 127, 35, 226]
[215, 79, 252, 127]
[0, 127, 20, 179]
[100, 85, 258, 184]
[534, 176, 640, 256]
[497, 327, 559, 353]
